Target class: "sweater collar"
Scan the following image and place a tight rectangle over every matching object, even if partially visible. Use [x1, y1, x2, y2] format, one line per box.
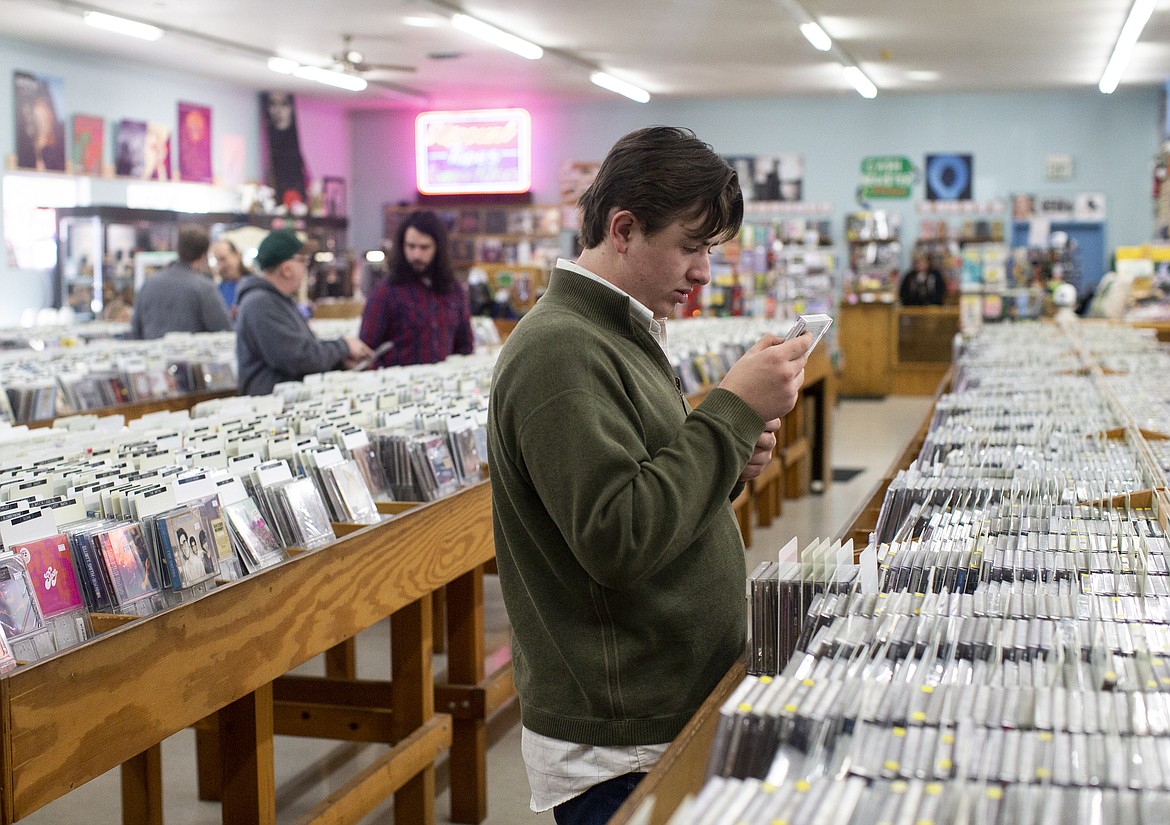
[550, 259, 668, 353]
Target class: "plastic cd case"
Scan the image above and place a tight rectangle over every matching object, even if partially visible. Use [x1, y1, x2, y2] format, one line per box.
[783, 313, 833, 353]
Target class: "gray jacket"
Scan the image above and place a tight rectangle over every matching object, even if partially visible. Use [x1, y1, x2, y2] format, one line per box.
[130, 261, 233, 339]
[235, 275, 349, 395]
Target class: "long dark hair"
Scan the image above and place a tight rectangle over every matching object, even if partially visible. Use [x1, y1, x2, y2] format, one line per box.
[578, 126, 743, 249]
[390, 210, 456, 294]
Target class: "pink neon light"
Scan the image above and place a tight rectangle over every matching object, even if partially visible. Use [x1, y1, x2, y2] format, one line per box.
[415, 108, 532, 195]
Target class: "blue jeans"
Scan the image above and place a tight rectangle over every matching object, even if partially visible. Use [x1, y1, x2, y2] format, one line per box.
[553, 772, 647, 825]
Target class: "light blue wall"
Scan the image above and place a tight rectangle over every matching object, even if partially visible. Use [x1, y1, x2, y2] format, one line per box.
[350, 88, 1162, 273]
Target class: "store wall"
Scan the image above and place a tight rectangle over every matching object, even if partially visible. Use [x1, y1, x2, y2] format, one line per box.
[0, 35, 352, 326]
[349, 87, 1161, 272]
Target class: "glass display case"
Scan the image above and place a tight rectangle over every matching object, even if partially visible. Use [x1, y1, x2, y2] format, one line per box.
[55, 207, 349, 318]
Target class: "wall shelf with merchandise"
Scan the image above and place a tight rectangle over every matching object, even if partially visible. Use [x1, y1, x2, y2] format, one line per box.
[843, 210, 901, 304]
[913, 212, 1007, 303]
[702, 203, 836, 321]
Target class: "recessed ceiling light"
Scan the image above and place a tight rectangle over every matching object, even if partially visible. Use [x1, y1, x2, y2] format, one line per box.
[907, 70, 940, 82]
[403, 15, 442, 27]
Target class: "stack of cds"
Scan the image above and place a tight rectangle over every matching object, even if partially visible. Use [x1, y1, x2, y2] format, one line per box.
[678, 323, 1170, 825]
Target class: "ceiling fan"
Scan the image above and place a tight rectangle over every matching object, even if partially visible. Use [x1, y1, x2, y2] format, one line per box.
[330, 34, 417, 76]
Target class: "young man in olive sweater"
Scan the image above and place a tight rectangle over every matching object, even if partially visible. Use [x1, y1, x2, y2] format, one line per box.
[488, 126, 811, 825]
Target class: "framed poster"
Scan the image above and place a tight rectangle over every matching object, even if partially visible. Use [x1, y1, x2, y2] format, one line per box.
[13, 70, 66, 172]
[114, 118, 146, 177]
[178, 102, 212, 183]
[71, 114, 104, 176]
[925, 154, 973, 201]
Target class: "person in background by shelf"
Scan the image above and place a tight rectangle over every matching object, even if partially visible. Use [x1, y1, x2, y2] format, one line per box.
[899, 252, 947, 306]
[211, 238, 247, 316]
[488, 125, 810, 825]
[129, 225, 234, 339]
[235, 229, 371, 395]
[358, 209, 474, 367]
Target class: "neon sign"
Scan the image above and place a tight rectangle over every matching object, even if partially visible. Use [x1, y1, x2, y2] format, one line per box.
[415, 108, 532, 195]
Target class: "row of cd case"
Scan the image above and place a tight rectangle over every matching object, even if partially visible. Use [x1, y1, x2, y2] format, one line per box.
[673, 775, 1170, 825]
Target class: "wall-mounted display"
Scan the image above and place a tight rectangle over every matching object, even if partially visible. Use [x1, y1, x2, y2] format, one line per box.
[722, 154, 803, 202]
[13, 70, 66, 173]
[144, 122, 172, 181]
[71, 114, 104, 176]
[925, 153, 973, 200]
[260, 91, 308, 208]
[177, 102, 212, 184]
[114, 119, 146, 178]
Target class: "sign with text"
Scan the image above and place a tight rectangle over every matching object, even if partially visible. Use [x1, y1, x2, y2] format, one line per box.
[415, 108, 532, 195]
[858, 155, 914, 199]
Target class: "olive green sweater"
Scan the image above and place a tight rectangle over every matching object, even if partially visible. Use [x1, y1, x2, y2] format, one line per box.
[488, 267, 764, 747]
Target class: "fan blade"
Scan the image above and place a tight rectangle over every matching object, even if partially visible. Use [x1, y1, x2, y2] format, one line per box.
[359, 62, 417, 74]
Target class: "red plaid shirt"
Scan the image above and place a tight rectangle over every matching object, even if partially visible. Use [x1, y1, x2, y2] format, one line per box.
[358, 278, 474, 367]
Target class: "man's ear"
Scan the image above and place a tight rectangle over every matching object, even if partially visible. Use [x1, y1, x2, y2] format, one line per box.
[610, 210, 638, 254]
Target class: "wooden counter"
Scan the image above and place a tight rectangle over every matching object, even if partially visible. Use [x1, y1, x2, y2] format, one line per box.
[837, 302, 958, 397]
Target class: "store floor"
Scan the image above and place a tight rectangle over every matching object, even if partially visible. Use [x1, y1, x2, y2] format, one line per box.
[22, 395, 934, 825]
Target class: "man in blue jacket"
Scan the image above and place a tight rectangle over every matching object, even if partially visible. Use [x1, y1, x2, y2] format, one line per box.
[235, 229, 371, 395]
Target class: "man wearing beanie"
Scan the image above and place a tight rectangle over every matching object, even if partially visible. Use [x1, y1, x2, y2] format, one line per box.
[130, 225, 233, 339]
[235, 229, 372, 395]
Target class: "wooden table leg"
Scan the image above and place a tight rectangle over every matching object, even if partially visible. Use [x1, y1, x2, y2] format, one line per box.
[325, 637, 358, 679]
[433, 584, 448, 655]
[392, 595, 435, 825]
[194, 720, 222, 801]
[218, 683, 276, 825]
[446, 566, 486, 824]
[120, 743, 163, 825]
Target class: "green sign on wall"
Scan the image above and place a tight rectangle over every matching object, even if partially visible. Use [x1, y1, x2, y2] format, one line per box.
[859, 155, 915, 199]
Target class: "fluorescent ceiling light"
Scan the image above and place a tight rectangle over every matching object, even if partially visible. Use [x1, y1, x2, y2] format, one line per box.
[799, 21, 832, 52]
[842, 65, 877, 98]
[590, 71, 650, 103]
[451, 13, 543, 60]
[292, 65, 368, 91]
[83, 11, 163, 41]
[267, 56, 298, 74]
[403, 15, 443, 27]
[1099, 0, 1157, 93]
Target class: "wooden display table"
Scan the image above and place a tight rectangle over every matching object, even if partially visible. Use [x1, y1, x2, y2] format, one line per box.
[0, 481, 494, 825]
[27, 388, 237, 429]
[311, 299, 365, 320]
